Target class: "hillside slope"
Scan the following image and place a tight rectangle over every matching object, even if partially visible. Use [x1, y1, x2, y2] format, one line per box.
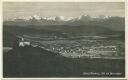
[3, 46, 125, 77]
[3, 31, 19, 47]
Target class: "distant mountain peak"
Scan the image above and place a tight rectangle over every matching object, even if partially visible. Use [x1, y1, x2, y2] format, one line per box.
[4, 15, 125, 32]
[5, 14, 123, 22]
[33, 15, 41, 20]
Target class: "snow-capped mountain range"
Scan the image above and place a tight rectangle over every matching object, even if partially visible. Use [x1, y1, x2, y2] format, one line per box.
[4, 15, 124, 31]
[6, 14, 111, 22]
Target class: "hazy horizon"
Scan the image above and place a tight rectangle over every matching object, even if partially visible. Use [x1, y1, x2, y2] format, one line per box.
[3, 2, 125, 20]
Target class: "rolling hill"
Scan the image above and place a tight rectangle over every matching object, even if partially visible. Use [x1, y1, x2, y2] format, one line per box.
[3, 46, 125, 77]
[3, 31, 19, 47]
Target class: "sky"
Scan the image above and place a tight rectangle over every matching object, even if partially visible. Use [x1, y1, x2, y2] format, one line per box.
[3, 2, 125, 20]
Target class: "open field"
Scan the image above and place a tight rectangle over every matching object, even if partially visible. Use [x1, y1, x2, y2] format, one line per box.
[21, 35, 125, 58]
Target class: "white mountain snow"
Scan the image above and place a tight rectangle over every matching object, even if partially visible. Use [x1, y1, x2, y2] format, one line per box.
[6, 15, 117, 22]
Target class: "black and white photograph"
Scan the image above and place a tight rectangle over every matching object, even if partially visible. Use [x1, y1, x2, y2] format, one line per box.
[3, 2, 125, 77]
